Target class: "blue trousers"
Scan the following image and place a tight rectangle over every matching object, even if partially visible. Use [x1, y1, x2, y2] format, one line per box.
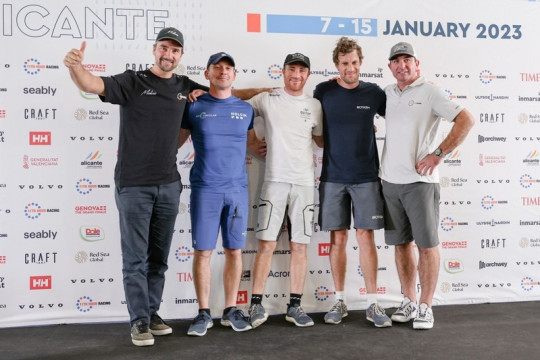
[115, 180, 181, 326]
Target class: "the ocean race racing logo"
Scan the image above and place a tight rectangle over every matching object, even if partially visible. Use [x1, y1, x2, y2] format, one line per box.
[174, 246, 193, 263]
[314, 285, 332, 301]
[267, 64, 282, 80]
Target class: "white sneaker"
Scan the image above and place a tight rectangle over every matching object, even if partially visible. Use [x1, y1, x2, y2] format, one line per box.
[391, 297, 417, 323]
[413, 303, 434, 330]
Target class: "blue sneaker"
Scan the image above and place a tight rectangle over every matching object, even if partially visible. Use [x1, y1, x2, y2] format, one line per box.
[324, 300, 348, 324]
[187, 312, 213, 336]
[221, 307, 252, 332]
[285, 304, 314, 327]
[366, 303, 392, 328]
[248, 303, 268, 328]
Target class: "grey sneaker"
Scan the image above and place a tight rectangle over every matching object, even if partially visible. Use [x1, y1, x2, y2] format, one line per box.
[248, 303, 268, 328]
[187, 312, 213, 336]
[149, 313, 172, 335]
[391, 297, 418, 323]
[285, 304, 314, 327]
[413, 303, 434, 330]
[366, 303, 392, 328]
[131, 320, 154, 346]
[324, 300, 348, 324]
[221, 307, 252, 332]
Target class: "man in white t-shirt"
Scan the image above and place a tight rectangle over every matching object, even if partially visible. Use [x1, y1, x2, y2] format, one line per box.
[247, 53, 323, 328]
[380, 42, 475, 330]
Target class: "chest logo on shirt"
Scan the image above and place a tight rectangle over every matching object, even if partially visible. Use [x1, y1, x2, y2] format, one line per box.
[196, 112, 216, 119]
[356, 105, 371, 110]
[231, 112, 247, 120]
[177, 93, 187, 101]
[408, 100, 423, 106]
[300, 108, 311, 122]
[140, 89, 156, 96]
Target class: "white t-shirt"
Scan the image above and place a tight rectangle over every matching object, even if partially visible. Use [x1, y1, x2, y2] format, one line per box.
[249, 87, 323, 186]
[380, 76, 463, 184]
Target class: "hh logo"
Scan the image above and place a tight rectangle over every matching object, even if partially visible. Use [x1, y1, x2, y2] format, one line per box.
[30, 275, 52, 290]
[319, 243, 330, 256]
[236, 290, 248, 304]
[29, 131, 51, 145]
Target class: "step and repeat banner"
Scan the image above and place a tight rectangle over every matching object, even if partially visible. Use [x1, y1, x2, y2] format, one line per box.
[0, 0, 539, 328]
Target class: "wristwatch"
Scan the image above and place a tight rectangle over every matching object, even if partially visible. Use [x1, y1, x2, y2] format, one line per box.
[433, 147, 445, 158]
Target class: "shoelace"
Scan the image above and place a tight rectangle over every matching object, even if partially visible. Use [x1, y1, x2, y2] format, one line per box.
[399, 301, 414, 316]
[329, 301, 344, 313]
[232, 309, 248, 321]
[193, 313, 209, 324]
[373, 304, 386, 316]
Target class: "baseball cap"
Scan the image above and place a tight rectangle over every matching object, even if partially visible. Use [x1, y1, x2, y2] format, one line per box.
[283, 53, 310, 68]
[156, 27, 184, 47]
[206, 52, 235, 68]
[388, 42, 416, 60]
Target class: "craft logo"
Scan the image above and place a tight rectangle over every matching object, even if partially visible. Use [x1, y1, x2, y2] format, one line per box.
[518, 113, 540, 124]
[479, 260, 507, 269]
[440, 176, 467, 188]
[319, 242, 330, 256]
[442, 241, 467, 249]
[523, 150, 539, 166]
[126, 63, 153, 72]
[479, 113, 505, 123]
[30, 275, 51, 290]
[314, 285, 332, 301]
[520, 276, 539, 292]
[174, 246, 193, 263]
[81, 151, 103, 169]
[25, 252, 57, 264]
[24, 202, 60, 219]
[74, 205, 107, 214]
[23, 58, 59, 75]
[178, 152, 195, 168]
[76, 296, 110, 312]
[24, 108, 57, 120]
[83, 64, 106, 72]
[520, 173, 539, 189]
[444, 259, 464, 273]
[481, 238, 506, 249]
[478, 154, 506, 166]
[442, 150, 461, 166]
[267, 64, 282, 79]
[444, 89, 466, 100]
[75, 178, 110, 195]
[359, 286, 386, 295]
[521, 196, 540, 206]
[237, 290, 248, 304]
[481, 195, 508, 210]
[23, 154, 59, 169]
[440, 281, 469, 293]
[79, 226, 105, 242]
[29, 131, 51, 145]
[478, 69, 506, 84]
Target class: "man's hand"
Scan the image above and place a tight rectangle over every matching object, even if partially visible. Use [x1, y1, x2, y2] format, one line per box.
[188, 89, 207, 102]
[64, 41, 86, 69]
[415, 153, 442, 176]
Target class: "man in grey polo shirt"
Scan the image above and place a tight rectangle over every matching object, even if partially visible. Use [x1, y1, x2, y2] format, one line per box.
[380, 42, 474, 330]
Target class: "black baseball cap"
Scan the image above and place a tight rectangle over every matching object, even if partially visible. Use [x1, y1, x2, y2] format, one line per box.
[156, 27, 184, 47]
[283, 53, 310, 68]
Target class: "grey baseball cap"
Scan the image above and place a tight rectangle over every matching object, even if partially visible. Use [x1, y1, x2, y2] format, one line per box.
[388, 42, 416, 60]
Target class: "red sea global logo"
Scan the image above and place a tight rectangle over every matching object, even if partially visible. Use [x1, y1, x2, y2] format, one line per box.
[79, 226, 105, 242]
[29, 131, 51, 145]
[444, 259, 464, 273]
[267, 64, 282, 80]
[30, 275, 52, 290]
[318, 243, 330, 256]
[314, 285, 332, 301]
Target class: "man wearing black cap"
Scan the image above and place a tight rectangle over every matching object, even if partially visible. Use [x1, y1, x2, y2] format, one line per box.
[245, 53, 323, 329]
[179, 52, 260, 336]
[63, 27, 210, 346]
[381, 42, 474, 330]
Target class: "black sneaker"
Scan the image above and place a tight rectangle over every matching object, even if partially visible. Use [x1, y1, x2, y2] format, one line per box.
[149, 313, 172, 335]
[131, 320, 154, 346]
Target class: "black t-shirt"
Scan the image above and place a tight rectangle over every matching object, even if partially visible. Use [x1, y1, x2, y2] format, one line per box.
[100, 70, 208, 187]
[314, 81, 386, 184]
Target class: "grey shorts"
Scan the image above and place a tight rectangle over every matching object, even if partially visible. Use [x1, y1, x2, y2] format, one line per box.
[381, 180, 440, 248]
[318, 181, 384, 231]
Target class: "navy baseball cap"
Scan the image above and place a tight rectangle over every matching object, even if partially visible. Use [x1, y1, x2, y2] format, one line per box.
[207, 52, 235, 68]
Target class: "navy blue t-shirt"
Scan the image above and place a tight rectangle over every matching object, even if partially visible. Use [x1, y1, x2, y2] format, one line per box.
[100, 70, 208, 187]
[314, 81, 386, 184]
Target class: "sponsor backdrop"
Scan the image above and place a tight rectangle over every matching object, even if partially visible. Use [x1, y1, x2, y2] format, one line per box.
[0, 0, 539, 328]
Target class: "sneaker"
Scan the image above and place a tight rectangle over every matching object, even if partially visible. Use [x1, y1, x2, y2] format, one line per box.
[366, 303, 392, 327]
[285, 304, 314, 327]
[391, 297, 418, 323]
[220, 307, 252, 332]
[413, 303, 434, 330]
[187, 312, 213, 336]
[324, 300, 348, 324]
[248, 303, 268, 329]
[149, 313, 172, 336]
[131, 320, 154, 346]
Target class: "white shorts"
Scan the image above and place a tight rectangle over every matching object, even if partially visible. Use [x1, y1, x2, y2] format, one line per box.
[256, 181, 315, 244]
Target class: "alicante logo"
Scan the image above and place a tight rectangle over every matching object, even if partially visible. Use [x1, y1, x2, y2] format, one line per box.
[521, 276, 539, 292]
[314, 285, 332, 302]
[174, 246, 193, 263]
[76, 295, 97, 312]
[267, 64, 282, 80]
